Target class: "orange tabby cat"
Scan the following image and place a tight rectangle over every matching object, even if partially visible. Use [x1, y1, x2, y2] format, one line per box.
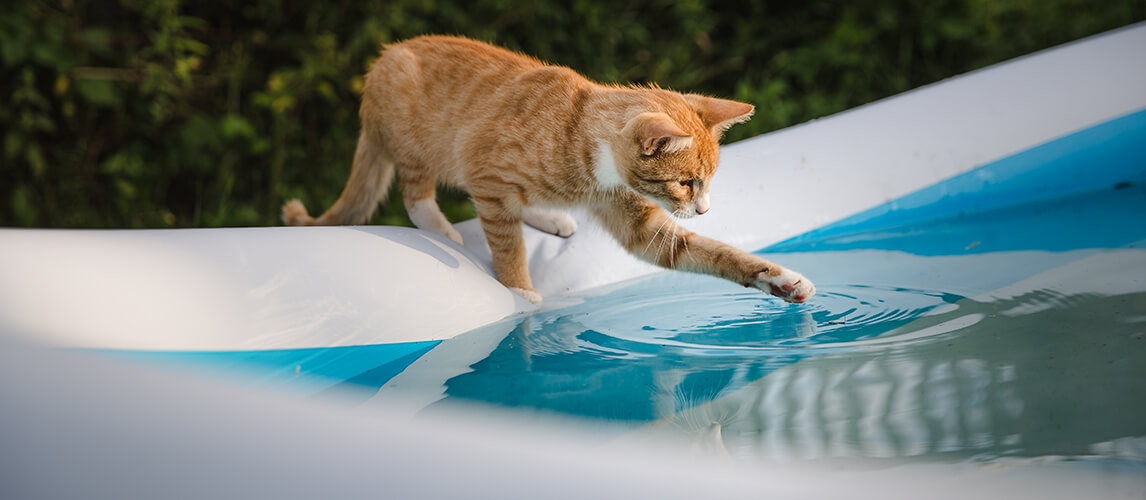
[282, 36, 815, 305]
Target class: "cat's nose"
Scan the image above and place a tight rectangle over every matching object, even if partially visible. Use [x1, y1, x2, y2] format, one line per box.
[695, 192, 710, 215]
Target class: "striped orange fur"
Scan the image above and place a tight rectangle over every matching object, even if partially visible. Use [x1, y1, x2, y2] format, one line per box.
[282, 36, 815, 304]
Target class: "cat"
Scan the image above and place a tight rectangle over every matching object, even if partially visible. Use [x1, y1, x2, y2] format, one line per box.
[282, 35, 814, 305]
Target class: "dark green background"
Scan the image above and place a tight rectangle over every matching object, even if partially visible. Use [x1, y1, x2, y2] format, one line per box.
[3, 0, 1143, 229]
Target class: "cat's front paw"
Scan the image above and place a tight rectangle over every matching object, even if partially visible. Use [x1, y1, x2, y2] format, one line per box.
[509, 287, 543, 305]
[753, 268, 815, 304]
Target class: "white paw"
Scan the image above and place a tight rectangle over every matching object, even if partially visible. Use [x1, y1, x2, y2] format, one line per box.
[509, 287, 543, 305]
[754, 267, 815, 304]
[408, 198, 464, 245]
[523, 207, 578, 238]
[442, 227, 464, 246]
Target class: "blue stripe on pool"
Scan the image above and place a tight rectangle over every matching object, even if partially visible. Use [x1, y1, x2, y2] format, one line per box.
[101, 340, 440, 395]
[766, 107, 1146, 255]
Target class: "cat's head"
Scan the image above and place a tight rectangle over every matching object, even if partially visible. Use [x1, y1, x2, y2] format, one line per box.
[611, 94, 755, 218]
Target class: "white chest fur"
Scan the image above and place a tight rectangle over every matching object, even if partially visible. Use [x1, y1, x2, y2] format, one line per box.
[593, 139, 625, 188]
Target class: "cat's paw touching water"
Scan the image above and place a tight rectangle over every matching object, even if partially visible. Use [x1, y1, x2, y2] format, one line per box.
[509, 287, 543, 305]
[754, 268, 815, 304]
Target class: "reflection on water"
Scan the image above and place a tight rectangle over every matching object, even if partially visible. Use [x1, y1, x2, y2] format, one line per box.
[660, 287, 1146, 463]
[437, 185, 1146, 466]
[443, 277, 963, 422]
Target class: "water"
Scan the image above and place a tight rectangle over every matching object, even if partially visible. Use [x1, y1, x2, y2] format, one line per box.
[429, 184, 1146, 465]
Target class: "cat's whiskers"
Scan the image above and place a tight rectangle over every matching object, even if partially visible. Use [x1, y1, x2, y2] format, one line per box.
[652, 211, 672, 265]
[656, 209, 682, 267]
[644, 212, 673, 257]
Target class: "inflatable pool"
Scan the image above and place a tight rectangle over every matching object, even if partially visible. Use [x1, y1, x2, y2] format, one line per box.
[3, 23, 1145, 498]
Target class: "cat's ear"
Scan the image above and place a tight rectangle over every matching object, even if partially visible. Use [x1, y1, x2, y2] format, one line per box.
[625, 112, 693, 156]
[685, 95, 755, 137]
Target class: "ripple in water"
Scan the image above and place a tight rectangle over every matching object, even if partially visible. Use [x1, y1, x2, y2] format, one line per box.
[543, 277, 966, 356]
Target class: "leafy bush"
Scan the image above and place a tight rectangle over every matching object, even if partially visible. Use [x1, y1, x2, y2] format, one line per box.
[2, 0, 1142, 228]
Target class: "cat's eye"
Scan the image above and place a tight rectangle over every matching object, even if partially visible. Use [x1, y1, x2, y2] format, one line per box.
[679, 179, 695, 189]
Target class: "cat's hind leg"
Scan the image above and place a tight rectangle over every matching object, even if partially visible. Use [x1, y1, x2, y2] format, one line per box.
[400, 165, 464, 245]
[522, 206, 577, 238]
[407, 198, 464, 245]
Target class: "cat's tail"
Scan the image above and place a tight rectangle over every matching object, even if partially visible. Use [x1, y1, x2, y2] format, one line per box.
[281, 199, 317, 226]
[281, 130, 395, 226]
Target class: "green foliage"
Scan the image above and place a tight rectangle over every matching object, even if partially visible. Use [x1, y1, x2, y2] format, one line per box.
[2, 0, 1143, 228]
